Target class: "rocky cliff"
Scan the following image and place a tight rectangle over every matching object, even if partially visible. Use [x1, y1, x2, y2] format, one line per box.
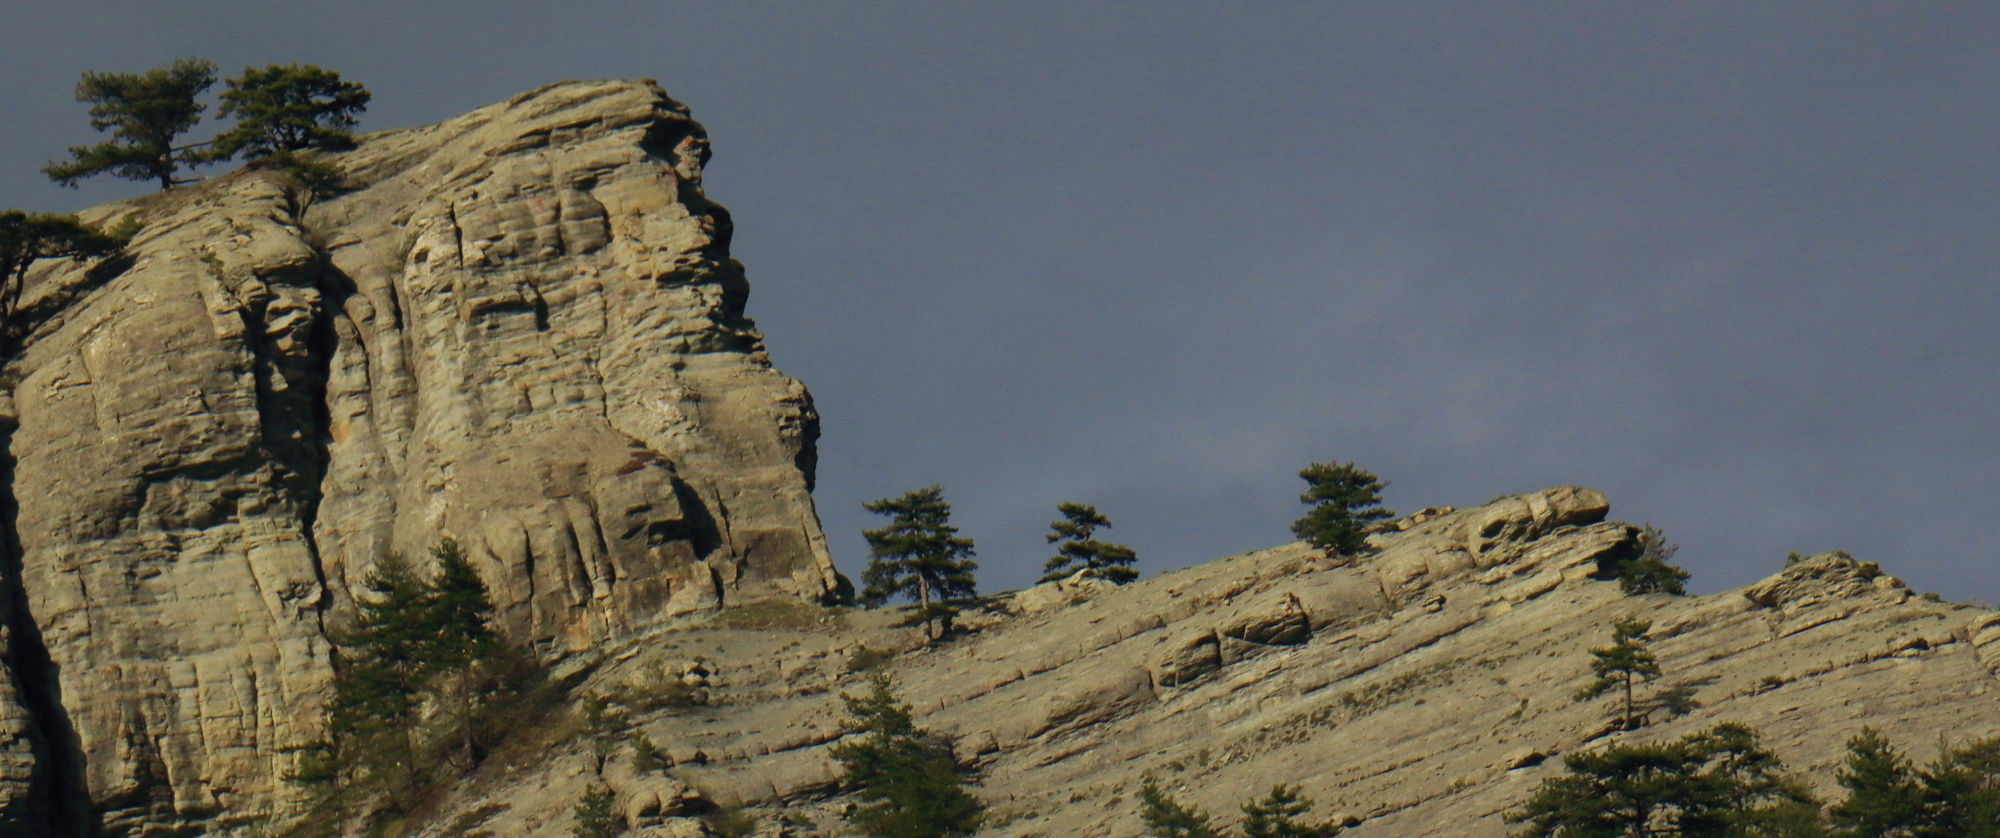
[404, 487, 2000, 837]
[0, 80, 839, 835]
[4, 80, 1996, 838]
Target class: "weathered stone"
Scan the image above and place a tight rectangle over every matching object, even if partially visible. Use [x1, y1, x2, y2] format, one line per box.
[0, 80, 836, 833]
[392, 487, 2000, 838]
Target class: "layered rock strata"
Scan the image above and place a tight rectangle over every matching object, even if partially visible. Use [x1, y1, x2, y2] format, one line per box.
[416, 487, 2000, 838]
[0, 79, 837, 834]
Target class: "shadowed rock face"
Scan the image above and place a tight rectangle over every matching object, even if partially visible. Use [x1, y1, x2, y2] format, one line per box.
[0, 80, 837, 834]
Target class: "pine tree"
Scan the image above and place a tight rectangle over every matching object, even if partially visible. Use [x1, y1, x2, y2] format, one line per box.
[1681, 723, 1822, 835]
[830, 673, 981, 837]
[860, 486, 978, 641]
[313, 539, 517, 821]
[572, 783, 622, 838]
[1575, 615, 1661, 730]
[1913, 736, 2000, 838]
[424, 538, 501, 766]
[1139, 783, 1222, 838]
[0, 210, 128, 326]
[1509, 723, 1816, 837]
[44, 57, 217, 191]
[327, 552, 432, 803]
[208, 64, 370, 160]
[1830, 728, 1922, 837]
[1240, 785, 1344, 837]
[1618, 525, 1692, 595]
[1040, 501, 1139, 584]
[1290, 461, 1394, 556]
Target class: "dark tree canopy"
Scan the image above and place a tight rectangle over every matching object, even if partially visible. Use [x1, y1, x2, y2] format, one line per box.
[1139, 783, 1222, 838]
[308, 540, 520, 820]
[830, 674, 982, 837]
[861, 486, 978, 640]
[209, 64, 371, 160]
[44, 57, 217, 191]
[1509, 723, 1818, 837]
[1240, 785, 1345, 838]
[1617, 525, 1692, 596]
[1138, 783, 1343, 838]
[1290, 461, 1394, 556]
[0, 210, 127, 324]
[1041, 501, 1139, 584]
[1830, 728, 1923, 836]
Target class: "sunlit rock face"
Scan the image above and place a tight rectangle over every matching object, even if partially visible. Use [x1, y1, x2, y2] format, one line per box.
[0, 79, 837, 834]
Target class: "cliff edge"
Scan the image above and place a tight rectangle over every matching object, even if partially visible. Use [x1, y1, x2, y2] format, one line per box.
[0, 79, 838, 834]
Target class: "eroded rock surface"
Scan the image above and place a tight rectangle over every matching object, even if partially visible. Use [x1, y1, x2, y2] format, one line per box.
[414, 487, 2000, 838]
[0, 79, 836, 834]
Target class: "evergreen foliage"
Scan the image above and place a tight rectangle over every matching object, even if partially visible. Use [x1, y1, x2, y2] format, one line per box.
[1140, 782, 1223, 838]
[44, 57, 218, 190]
[1575, 615, 1662, 730]
[1040, 501, 1139, 583]
[1290, 461, 1394, 556]
[208, 64, 371, 160]
[1911, 736, 2000, 837]
[1831, 727, 1923, 837]
[1241, 785, 1345, 837]
[296, 539, 532, 829]
[860, 486, 978, 641]
[1139, 783, 1343, 838]
[0, 210, 129, 325]
[572, 783, 622, 838]
[830, 673, 982, 837]
[1617, 525, 1691, 595]
[1508, 723, 1818, 837]
[577, 693, 628, 775]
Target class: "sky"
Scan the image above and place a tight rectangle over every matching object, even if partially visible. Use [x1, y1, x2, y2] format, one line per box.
[2, 2, 1994, 599]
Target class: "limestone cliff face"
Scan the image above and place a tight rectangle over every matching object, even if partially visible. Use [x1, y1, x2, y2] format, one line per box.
[0, 80, 837, 834]
[405, 487, 2000, 837]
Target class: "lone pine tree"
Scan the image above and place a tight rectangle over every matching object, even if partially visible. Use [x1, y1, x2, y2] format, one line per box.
[1576, 615, 1661, 731]
[861, 486, 978, 641]
[1041, 501, 1139, 584]
[45, 57, 218, 191]
[1290, 461, 1394, 556]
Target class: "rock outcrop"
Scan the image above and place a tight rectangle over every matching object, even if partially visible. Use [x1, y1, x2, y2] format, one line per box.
[411, 487, 2000, 838]
[0, 79, 837, 834]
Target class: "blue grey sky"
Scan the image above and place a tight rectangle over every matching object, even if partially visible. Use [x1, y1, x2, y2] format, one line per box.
[3, 2, 1995, 598]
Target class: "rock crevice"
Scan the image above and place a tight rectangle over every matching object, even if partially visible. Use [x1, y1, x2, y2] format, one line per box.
[0, 79, 838, 833]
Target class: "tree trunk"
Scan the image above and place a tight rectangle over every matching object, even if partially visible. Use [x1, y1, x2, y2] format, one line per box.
[917, 575, 933, 640]
[1623, 673, 1635, 730]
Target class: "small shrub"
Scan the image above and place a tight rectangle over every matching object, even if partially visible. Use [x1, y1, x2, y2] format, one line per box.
[572, 783, 621, 838]
[630, 732, 667, 773]
[705, 806, 758, 838]
[847, 645, 896, 673]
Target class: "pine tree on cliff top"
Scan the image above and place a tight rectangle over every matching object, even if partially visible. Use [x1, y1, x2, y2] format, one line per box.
[44, 57, 217, 190]
[1290, 460, 1393, 557]
[1040, 501, 1139, 584]
[860, 485, 977, 641]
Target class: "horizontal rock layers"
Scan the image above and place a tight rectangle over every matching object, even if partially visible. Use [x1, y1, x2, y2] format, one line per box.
[420, 487, 2000, 837]
[0, 80, 837, 834]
